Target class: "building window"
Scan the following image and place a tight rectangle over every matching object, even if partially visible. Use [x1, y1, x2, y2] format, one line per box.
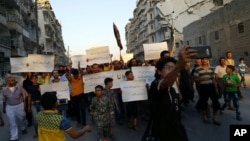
[150, 13, 153, 20]
[151, 25, 154, 30]
[198, 36, 202, 44]
[238, 22, 244, 34]
[213, 0, 223, 6]
[186, 41, 189, 45]
[215, 30, 219, 40]
[152, 36, 155, 42]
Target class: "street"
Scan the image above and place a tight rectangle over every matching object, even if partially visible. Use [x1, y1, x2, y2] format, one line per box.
[0, 75, 250, 141]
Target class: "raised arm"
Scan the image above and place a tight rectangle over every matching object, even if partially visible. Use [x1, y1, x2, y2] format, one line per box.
[159, 46, 197, 89]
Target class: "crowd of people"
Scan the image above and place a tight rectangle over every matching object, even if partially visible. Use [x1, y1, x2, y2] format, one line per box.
[0, 46, 249, 141]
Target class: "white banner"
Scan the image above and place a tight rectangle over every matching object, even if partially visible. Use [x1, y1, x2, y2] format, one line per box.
[143, 42, 168, 60]
[40, 81, 70, 100]
[71, 55, 87, 68]
[113, 53, 134, 63]
[10, 57, 29, 73]
[28, 54, 55, 72]
[83, 70, 127, 93]
[132, 66, 155, 85]
[86, 46, 110, 65]
[120, 80, 148, 102]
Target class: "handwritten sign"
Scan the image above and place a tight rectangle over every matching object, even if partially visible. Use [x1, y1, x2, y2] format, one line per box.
[132, 66, 155, 85]
[71, 55, 87, 68]
[83, 70, 127, 93]
[86, 46, 110, 65]
[120, 80, 148, 102]
[40, 81, 70, 100]
[10, 57, 29, 73]
[113, 53, 134, 63]
[28, 54, 55, 72]
[143, 42, 168, 60]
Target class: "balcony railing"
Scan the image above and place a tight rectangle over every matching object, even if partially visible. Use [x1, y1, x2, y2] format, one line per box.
[0, 37, 11, 48]
[6, 15, 23, 33]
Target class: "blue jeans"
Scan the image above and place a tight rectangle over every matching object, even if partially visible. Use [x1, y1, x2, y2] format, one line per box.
[221, 92, 241, 118]
[31, 102, 42, 134]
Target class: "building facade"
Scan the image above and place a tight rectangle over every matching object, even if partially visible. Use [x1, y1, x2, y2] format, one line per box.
[125, 0, 234, 60]
[0, 0, 38, 76]
[37, 0, 67, 66]
[183, 0, 250, 65]
[0, 0, 67, 76]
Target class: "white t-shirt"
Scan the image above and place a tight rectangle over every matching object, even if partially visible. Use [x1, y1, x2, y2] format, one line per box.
[214, 65, 226, 78]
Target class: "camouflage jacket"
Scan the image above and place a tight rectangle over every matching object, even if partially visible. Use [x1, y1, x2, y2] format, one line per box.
[90, 95, 114, 127]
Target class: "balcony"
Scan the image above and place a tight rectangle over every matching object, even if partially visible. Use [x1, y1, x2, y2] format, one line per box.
[3, 0, 18, 8]
[0, 36, 11, 48]
[6, 15, 23, 33]
[0, 13, 7, 26]
[22, 28, 29, 38]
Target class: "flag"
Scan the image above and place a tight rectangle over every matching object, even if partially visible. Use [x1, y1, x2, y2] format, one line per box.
[113, 22, 123, 50]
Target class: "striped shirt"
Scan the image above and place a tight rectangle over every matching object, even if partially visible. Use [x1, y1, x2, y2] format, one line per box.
[194, 66, 214, 84]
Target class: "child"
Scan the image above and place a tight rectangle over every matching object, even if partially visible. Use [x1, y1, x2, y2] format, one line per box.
[238, 58, 249, 88]
[36, 92, 91, 141]
[125, 71, 139, 130]
[103, 77, 119, 140]
[221, 65, 242, 121]
[90, 85, 114, 141]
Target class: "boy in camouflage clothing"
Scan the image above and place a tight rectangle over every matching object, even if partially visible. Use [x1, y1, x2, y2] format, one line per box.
[90, 85, 114, 141]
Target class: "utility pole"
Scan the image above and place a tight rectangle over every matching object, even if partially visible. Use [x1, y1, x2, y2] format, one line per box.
[67, 46, 70, 63]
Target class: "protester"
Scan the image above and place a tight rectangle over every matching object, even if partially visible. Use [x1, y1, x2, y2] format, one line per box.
[50, 70, 69, 117]
[103, 77, 119, 140]
[22, 72, 33, 127]
[194, 58, 221, 125]
[215, 57, 227, 98]
[36, 92, 91, 141]
[66, 62, 86, 128]
[238, 58, 249, 88]
[90, 85, 113, 141]
[37, 72, 50, 84]
[148, 46, 196, 141]
[124, 70, 139, 131]
[27, 74, 42, 138]
[2, 75, 28, 141]
[221, 65, 242, 121]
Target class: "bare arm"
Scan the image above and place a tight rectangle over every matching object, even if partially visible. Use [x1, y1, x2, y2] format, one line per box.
[65, 66, 72, 81]
[65, 125, 91, 139]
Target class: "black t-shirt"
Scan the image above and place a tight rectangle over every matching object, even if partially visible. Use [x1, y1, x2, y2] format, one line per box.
[149, 79, 188, 141]
[23, 78, 32, 92]
[28, 84, 41, 101]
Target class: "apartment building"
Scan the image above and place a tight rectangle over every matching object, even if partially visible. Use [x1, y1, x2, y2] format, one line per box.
[183, 0, 250, 65]
[0, 0, 67, 75]
[0, 0, 38, 75]
[126, 0, 234, 60]
[37, 0, 67, 66]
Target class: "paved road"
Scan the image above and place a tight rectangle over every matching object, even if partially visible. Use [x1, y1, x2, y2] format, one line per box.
[0, 75, 250, 141]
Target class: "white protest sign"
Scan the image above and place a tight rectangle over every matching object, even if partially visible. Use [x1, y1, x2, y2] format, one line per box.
[83, 70, 127, 93]
[71, 55, 87, 68]
[10, 57, 29, 73]
[40, 81, 70, 100]
[143, 42, 168, 60]
[120, 80, 148, 102]
[86, 46, 110, 65]
[132, 66, 155, 85]
[113, 53, 134, 63]
[28, 54, 55, 72]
